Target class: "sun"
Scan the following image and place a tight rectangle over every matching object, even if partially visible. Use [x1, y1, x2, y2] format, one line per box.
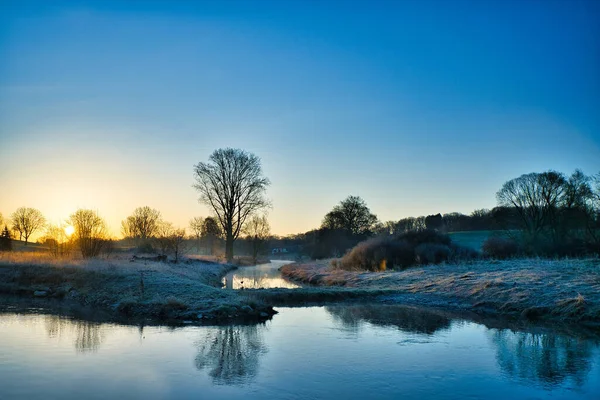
[64, 225, 75, 236]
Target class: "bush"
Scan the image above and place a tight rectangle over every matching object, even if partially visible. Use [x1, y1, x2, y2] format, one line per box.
[336, 229, 479, 271]
[337, 237, 414, 271]
[415, 243, 450, 264]
[448, 244, 480, 263]
[482, 236, 520, 259]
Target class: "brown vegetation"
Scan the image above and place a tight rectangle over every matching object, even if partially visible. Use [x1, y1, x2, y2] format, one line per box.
[0, 252, 276, 324]
[280, 258, 600, 326]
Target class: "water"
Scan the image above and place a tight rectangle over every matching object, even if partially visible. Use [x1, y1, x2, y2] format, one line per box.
[222, 260, 300, 289]
[1, 304, 599, 399]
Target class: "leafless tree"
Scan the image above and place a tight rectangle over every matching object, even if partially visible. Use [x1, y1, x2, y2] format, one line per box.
[193, 148, 270, 262]
[189, 216, 204, 253]
[10, 207, 46, 245]
[170, 228, 188, 263]
[121, 206, 161, 241]
[497, 171, 567, 239]
[69, 209, 108, 258]
[244, 214, 271, 263]
[0, 212, 3, 227]
[155, 222, 189, 262]
[155, 221, 175, 257]
[41, 223, 74, 258]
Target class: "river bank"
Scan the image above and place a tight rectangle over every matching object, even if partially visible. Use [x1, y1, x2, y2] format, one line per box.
[0, 253, 277, 324]
[278, 258, 600, 327]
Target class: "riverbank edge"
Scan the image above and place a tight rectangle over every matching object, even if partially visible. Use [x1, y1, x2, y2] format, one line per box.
[274, 259, 600, 329]
[0, 259, 277, 325]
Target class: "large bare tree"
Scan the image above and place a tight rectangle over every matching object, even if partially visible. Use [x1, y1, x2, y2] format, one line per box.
[121, 206, 162, 240]
[496, 171, 566, 241]
[10, 207, 46, 245]
[193, 148, 270, 262]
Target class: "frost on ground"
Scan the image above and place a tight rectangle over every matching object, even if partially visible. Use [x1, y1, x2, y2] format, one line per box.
[280, 259, 600, 325]
[0, 253, 275, 323]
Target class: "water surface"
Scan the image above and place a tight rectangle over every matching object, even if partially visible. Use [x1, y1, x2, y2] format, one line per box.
[222, 260, 300, 289]
[1, 304, 598, 399]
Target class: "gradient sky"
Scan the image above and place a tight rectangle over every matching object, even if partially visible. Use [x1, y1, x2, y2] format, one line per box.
[1, 0, 599, 238]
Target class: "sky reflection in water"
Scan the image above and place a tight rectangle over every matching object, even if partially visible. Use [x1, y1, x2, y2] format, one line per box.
[0, 305, 599, 400]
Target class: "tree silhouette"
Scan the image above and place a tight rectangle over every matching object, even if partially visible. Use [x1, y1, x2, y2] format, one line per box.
[193, 148, 270, 262]
[69, 209, 108, 258]
[243, 214, 271, 263]
[321, 196, 378, 235]
[202, 217, 222, 256]
[0, 225, 12, 251]
[121, 206, 162, 244]
[189, 216, 204, 253]
[10, 207, 46, 245]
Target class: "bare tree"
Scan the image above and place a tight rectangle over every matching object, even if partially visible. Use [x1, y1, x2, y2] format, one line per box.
[69, 209, 108, 258]
[496, 171, 567, 243]
[0, 212, 3, 227]
[121, 206, 161, 241]
[155, 222, 188, 262]
[10, 207, 46, 245]
[243, 214, 271, 263]
[155, 221, 175, 257]
[189, 216, 204, 253]
[41, 223, 74, 258]
[321, 196, 378, 235]
[193, 148, 270, 262]
[170, 228, 188, 263]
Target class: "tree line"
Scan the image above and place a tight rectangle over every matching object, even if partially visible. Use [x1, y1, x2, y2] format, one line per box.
[277, 169, 600, 259]
[2, 146, 598, 262]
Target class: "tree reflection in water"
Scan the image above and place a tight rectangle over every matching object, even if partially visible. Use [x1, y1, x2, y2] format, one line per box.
[326, 304, 452, 335]
[44, 315, 104, 353]
[491, 330, 597, 388]
[195, 324, 268, 385]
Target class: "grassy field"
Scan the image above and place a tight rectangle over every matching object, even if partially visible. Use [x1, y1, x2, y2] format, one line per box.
[280, 258, 600, 326]
[0, 252, 275, 324]
[448, 230, 511, 251]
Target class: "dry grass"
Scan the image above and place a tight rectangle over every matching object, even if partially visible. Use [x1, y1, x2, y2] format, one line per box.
[281, 258, 600, 324]
[0, 251, 273, 323]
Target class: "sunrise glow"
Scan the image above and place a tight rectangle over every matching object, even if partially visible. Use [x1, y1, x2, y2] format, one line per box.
[64, 226, 75, 237]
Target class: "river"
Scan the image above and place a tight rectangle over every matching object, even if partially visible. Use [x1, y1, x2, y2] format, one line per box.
[1, 261, 599, 399]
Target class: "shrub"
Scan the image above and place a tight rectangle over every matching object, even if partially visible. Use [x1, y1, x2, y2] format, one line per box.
[448, 244, 480, 263]
[337, 229, 479, 271]
[482, 236, 520, 259]
[415, 243, 451, 265]
[337, 237, 414, 271]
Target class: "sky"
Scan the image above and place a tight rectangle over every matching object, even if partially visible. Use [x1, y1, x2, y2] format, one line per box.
[1, 0, 599, 238]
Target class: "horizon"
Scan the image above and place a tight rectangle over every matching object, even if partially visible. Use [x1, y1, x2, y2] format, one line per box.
[1, 0, 599, 238]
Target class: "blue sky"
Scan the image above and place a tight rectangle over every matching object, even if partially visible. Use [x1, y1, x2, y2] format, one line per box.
[1, 0, 599, 235]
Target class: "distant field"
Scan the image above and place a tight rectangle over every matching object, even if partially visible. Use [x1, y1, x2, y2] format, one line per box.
[448, 230, 510, 251]
[10, 240, 48, 253]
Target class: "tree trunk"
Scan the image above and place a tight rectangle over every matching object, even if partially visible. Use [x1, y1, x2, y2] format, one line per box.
[225, 236, 234, 263]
